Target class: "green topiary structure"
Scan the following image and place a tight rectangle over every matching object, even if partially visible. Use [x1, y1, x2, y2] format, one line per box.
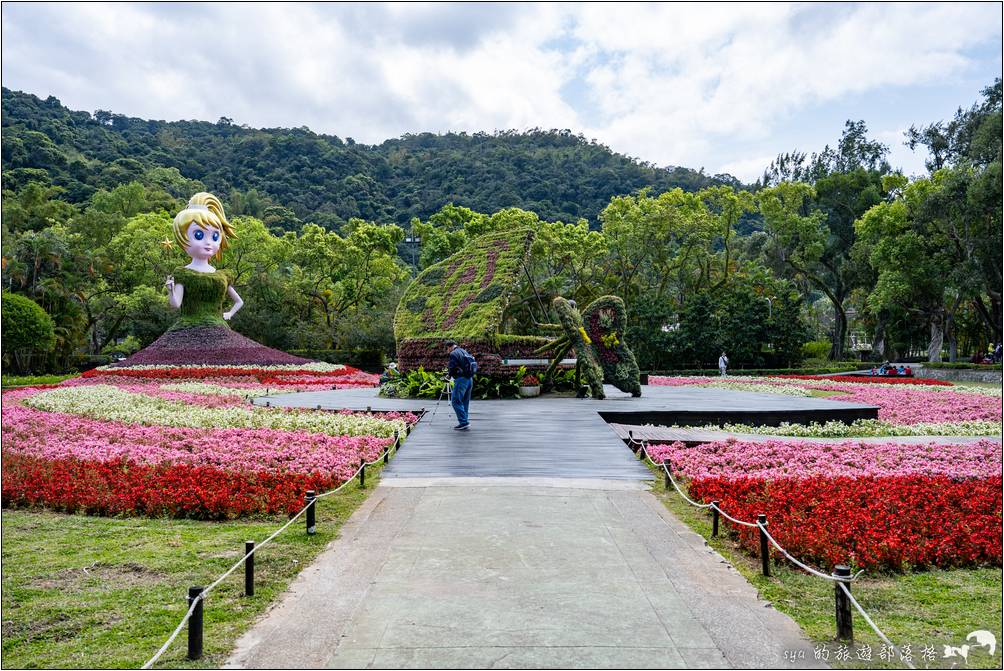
[394, 228, 552, 375]
[2, 292, 56, 374]
[533, 297, 606, 399]
[392, 229, 640, 399]
[582, 295, 642, 397]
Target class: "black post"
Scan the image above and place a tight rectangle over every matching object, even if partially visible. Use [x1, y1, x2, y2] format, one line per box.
[187, 586, 204, 660]
[663, 460, 671, 490]
[712, 501, 720, 537]
[628, 430, 635, 452]
[833, 565, 853, 640]
[758, 514, 770, 577]
[244, 541, 255, 597]
[305, 490, 316, 535]
[359, 460, 366, 489]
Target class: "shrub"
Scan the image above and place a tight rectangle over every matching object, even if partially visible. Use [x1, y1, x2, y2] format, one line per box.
[289, 348, 386, 371]
[801, 339, 831, 360]
[1, 292, 56, 374]
[924, 361, 1003, 370]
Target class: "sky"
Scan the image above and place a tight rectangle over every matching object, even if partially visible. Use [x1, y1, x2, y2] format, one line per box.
[2, 2, 1001, 182]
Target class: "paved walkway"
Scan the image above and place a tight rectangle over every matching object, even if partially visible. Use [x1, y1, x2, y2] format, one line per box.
[227, 481, 822, 669]
[255, 385, 878, 479]
[226, 385, 857, 668]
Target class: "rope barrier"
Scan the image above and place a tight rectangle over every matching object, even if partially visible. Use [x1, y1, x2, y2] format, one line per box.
[633, 436, 916, 668]
[142, 432, 401, 668]
[838, 582, 916, 670]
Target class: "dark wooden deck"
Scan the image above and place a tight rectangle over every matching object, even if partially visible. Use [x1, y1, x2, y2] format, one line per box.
[255, 386, 879, 480]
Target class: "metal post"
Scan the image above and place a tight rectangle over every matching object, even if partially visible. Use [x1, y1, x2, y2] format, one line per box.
[758, 514, 770, 577]
[833, 565, 853, 640]
[712, 501, 720, 537]
[663, 460, 671, 491]
[187, 586, 204, 660]
[359, 460, 366, 489]
[244, 541, 255, 597]
[628, 430, 635, 452]
[305, 490, 316, 535]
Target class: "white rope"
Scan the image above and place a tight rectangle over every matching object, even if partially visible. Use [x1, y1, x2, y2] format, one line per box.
[838, 582, 915, 670]
[142, 433, 402, 667]
[637, 437, 909, 668]
[758, 522, 862, 583]
[709, 501, 759, 528]
[141, 599, 199, 669]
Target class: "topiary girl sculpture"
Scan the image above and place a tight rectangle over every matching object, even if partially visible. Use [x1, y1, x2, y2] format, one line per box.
[109, 193, 310, 367]
[164, 192, 244, 330]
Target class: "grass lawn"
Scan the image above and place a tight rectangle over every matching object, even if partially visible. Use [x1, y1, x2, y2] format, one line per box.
[651, 481, 1003, 669]
[1, 373, 80, 388]
[1, 470, 381, 669]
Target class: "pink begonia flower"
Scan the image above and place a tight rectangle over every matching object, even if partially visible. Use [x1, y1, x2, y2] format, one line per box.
[647, 438, 1002, 480]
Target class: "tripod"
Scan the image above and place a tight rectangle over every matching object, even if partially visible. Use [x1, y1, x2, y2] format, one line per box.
[426, 377, 454, 426]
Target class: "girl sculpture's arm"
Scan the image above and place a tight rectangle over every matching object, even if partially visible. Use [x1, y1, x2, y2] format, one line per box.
[223, 285, 244, 321]
[165, 276, 184, 309]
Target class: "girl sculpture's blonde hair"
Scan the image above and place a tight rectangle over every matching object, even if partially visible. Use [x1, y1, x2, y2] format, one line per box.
[173, 192, 236, 260]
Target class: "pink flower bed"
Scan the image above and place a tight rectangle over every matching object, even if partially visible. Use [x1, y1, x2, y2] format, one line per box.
[646, 438, 1003, 480]
[648, 376, 1001, 424]
[804, 385, 1000, 424]
[1, 364, 414, 519]
[2, 404, 391, 480]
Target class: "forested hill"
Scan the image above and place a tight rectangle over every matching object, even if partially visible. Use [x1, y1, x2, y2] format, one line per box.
[1, 88, 736, 228]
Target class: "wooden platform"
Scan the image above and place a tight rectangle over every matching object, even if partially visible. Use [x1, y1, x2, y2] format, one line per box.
[255, 386, 879, 480]
[606, 423, 1000, 446]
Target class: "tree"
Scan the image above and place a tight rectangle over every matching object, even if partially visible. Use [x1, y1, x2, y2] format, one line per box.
[905, 79, 1002, 342]
[290, 221, 406, 348]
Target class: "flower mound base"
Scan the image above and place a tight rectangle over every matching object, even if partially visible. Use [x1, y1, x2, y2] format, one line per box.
[110, 325, 312, 367]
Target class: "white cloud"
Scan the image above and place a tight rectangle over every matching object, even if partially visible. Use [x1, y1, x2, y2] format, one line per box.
[1, 2, 1000, 183]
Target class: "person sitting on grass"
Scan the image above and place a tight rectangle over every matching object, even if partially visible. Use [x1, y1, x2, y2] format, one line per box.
[445, 340, 476, 431]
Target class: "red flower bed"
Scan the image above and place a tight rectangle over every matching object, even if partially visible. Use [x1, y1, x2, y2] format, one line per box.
[776, 374, 954, 386]
[1, 454, 348, 519]
[84, 366, 367, 381]
[687, 475, 1002, 571]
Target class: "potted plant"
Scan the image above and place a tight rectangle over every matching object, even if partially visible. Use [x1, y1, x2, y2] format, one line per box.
[518, 373, 541, 397]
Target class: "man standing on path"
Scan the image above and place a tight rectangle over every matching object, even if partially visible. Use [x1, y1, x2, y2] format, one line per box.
[446, 340, 476, 430]
[719, 351, 729, 377]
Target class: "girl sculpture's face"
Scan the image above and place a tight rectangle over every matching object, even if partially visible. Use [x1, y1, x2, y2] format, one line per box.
[184, 223, 222, 261]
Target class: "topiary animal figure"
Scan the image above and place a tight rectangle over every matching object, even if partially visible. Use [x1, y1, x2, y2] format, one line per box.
[582, 296, 641, 397]
[533, 297, 605, 399]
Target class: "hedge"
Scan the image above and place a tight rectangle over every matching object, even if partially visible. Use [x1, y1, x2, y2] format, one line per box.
[288, 349, 385, 370]
[645, 364, 865, 377]
[922, 361, 1002, 370]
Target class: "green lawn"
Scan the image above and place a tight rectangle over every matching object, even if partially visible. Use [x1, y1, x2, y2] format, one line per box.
[1, 373, 80, 388]
[1, 472, 379, 669]
[652, 483, 1003, 669]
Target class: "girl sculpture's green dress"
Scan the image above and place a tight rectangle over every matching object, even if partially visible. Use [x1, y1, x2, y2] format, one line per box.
[169, 267, 232, 330]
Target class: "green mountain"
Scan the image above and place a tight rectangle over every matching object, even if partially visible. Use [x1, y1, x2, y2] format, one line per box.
[1, 88, 738, 228]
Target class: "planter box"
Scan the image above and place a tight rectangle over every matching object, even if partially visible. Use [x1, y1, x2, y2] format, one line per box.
[519, 385, 541, 398]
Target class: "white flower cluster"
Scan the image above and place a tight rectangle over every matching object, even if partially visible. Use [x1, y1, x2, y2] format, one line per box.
[24, 385, 404, 438]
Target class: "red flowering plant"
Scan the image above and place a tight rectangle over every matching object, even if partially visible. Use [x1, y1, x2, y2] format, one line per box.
[521, 374, 540, 386]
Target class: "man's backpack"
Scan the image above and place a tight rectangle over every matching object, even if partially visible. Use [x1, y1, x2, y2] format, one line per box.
[460, 349, 478, 377]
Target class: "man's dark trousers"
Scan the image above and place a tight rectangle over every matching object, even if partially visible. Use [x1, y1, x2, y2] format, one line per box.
[451, 376, 472, 426]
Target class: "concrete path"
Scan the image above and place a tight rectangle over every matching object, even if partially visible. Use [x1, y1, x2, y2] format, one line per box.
[227, 481, 822, 669]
